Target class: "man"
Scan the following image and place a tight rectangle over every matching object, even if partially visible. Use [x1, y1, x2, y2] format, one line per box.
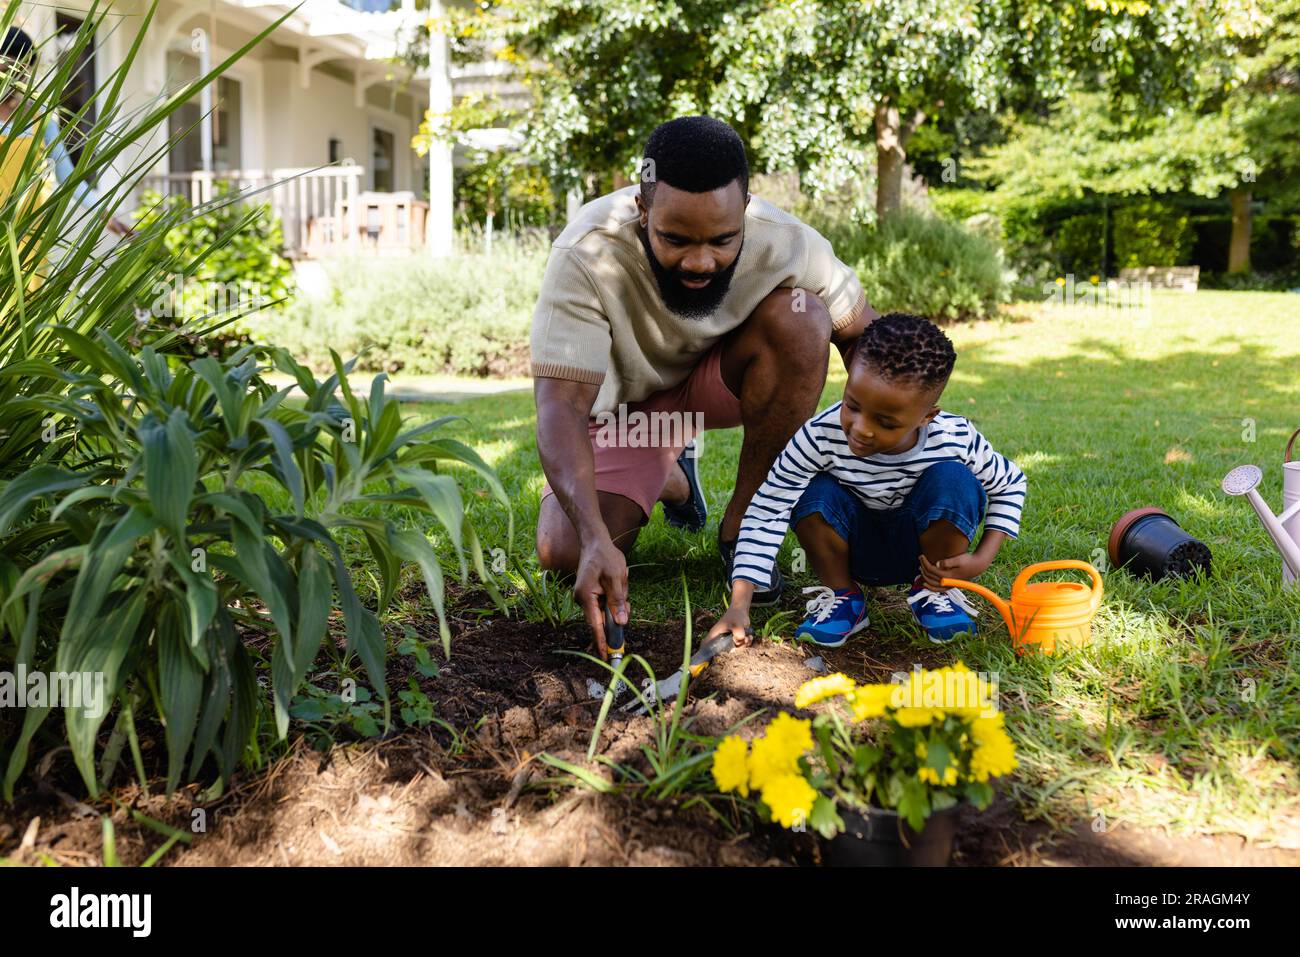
[532, 116, 877, 656]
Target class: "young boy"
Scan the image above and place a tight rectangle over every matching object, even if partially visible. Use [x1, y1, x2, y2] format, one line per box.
[710, 312, 1026, 647]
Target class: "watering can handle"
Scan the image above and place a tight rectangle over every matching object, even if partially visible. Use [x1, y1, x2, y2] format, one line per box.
[1014, 560, 1104, 614]
[1286, 427, 1300, 463]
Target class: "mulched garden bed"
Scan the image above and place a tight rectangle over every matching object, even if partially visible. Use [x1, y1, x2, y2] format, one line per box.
[3, 594, 1297, 866]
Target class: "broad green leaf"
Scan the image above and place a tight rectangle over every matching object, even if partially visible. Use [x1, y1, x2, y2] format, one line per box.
[388, 527, 451, 657]
[139, 409, 197, 546]
[0, 466, 91, 536]
[270, 547, 331, 739]
[391, 467, 466, 577]
[62, 588, 148, 794]
[255, 416, 304, 517]
[158, 601, 203, 792]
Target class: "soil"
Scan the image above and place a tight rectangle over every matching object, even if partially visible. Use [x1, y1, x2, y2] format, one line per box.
[3, 591, 1297, 867]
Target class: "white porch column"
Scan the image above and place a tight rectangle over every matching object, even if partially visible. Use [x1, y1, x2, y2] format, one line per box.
[426, 0, 454, 257]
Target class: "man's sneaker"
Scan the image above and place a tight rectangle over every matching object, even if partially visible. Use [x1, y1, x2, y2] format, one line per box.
[719, 536, 785, 606]
[662, 442, 707, 533]
[906, 581, 980, 644]
[795, 586, 870, 648]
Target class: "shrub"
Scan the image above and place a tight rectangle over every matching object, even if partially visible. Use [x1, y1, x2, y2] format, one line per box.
[929, 188, 1000, 224]
[1053, 211, 1108, 277]
[820, 211, 1007, 321]
[0, 342, 509, 797]
[0, 4, 508, 801]
[131, 184, 296, 351]
[1112, 199, 1193, 268]
[455, 156, 558, 232]
[258, 237, 548, 376]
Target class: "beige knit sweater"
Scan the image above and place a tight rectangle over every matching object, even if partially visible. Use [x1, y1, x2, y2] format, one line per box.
[530, 186, 867, 414]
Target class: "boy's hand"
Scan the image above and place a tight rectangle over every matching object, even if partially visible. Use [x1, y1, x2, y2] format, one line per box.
[921, 552, 990, 591]
[707, 604, 753, 647]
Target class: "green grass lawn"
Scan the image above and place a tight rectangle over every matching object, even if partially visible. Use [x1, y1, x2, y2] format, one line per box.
[399, 289, 1300, 842]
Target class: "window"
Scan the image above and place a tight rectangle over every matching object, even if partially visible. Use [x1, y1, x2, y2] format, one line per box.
[371, 126, 394, 192]
[165, 52, 243, 173]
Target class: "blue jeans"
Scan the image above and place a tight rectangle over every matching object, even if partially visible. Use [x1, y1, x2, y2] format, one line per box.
[789, 461, 987, 586]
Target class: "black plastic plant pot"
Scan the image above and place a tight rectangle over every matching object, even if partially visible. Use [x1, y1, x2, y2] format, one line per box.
[1108, 507, 1212, 581]
[825, 804, 959, 867]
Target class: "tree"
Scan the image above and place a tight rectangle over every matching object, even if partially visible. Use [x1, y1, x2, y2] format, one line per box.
[488, 0, 1258, 221]
[1228, 0, 1300, 271]
[967, 0, 1297, 274]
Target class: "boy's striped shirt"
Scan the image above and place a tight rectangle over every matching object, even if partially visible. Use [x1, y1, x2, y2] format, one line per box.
[731, 403, 1027, 588]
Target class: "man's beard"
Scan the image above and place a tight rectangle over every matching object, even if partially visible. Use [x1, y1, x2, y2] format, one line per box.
[639, 228, 743, 320]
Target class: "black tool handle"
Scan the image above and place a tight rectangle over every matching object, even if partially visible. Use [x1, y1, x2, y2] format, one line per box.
[600, 596, 625, 655]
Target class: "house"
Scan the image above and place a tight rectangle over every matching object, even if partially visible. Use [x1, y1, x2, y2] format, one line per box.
[11, 0, 520, 256]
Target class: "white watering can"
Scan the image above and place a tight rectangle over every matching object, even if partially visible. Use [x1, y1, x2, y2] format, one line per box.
[1221, 427, 1300, 587]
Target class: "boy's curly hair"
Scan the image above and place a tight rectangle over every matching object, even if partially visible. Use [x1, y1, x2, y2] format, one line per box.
[854, 312, 956, 393]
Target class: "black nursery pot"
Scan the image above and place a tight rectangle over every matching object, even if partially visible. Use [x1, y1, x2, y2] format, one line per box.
[826, 804, 960, 867]
[1108, 508, 1212, 581]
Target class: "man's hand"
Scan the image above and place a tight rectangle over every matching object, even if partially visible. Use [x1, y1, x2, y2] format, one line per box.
[832, 298, 881, 369]
[920, 551, 990, 591]
[575, 536, 629, 660]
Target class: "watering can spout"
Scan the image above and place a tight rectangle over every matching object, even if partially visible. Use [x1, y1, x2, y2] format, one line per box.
[937, 578, 1015, 634]
[1221, 464, 1300, 581]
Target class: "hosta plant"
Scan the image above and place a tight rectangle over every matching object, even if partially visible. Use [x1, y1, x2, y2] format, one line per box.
[710, 663, 1017, 835]
[0, 341, 509, 798]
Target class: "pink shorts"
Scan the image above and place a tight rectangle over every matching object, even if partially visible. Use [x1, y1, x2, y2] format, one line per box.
[541, 342, 742, 521]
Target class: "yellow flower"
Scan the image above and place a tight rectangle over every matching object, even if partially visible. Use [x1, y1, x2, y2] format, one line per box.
[849, 684, 894, 722]
[970, 712, 1008, 744]
[795, 673, 857, 708]
[891, 671, 943, 712]
[894, 706, 943, 727]
[938, 662, 995, 717]
[761, 773, 817, 829]
[918, 764, 960, 787]
[1089, 274, 1100, 284]
[970, 738, 1018, 781]
[968, 713, 1018, 781]
[765, 712, 813, 756]
[747, 737, 788, 790]
[711, 735, 750, 796]
[747, 714, 811, 789]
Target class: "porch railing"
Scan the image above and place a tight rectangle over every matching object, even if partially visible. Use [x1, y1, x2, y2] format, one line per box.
[139, 165, 365, 255]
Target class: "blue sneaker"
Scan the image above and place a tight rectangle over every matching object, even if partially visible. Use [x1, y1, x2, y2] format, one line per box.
[907, 581, 979, 644]
[795, 586, 870, 648]
[662, 442, 707, 532]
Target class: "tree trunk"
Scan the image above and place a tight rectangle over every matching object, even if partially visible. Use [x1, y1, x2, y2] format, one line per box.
[1228, 188, 1252, 274]
[875, 100, 925, 223]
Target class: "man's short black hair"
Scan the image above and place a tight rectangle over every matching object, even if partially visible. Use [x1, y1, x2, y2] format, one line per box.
[640, 115, 749, 205]
[854, 312, 956, 394]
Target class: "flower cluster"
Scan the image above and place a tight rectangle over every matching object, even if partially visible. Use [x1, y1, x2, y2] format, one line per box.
[711, 712, 817, 828]
[712, 663, 1018, 835]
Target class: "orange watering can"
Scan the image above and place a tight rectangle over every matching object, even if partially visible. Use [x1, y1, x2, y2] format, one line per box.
[940, 560, 1104, 656]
